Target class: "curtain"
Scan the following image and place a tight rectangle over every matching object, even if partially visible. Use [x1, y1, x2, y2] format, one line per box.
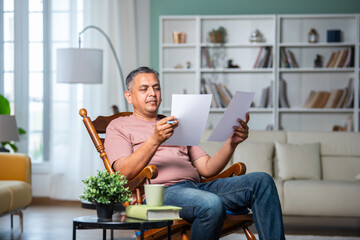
[49, 0, 138, 200]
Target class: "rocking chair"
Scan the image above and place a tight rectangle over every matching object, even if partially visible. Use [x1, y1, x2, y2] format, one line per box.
[79, 108, 256, 240]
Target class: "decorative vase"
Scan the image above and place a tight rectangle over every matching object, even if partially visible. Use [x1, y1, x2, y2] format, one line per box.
[96, 203, 114, 220]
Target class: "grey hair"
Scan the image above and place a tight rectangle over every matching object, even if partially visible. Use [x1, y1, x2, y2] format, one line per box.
[125, 66, 160, 91]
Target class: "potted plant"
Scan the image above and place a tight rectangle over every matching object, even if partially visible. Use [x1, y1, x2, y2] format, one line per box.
[80, 169, 132, 220]
[209, 26, 227, 44]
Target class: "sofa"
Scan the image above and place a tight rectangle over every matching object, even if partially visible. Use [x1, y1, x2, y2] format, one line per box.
[199, 130, 360, 217]
[0, 153, 32, 231]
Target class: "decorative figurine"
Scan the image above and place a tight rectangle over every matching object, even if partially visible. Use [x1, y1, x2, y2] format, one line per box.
[227, 59, 239, 68]
[186, 61, 191, 69]
[308, 29, 319, 43]
[249, 29, 265, 43]
[314, 54, 323, 68]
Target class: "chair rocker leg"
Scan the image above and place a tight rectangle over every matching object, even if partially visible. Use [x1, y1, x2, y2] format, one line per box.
[243, 226, 256, 240]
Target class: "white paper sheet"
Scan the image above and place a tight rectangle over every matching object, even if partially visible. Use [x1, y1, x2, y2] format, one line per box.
[163, 94, 212, 146]
[208, 91, 255, 142]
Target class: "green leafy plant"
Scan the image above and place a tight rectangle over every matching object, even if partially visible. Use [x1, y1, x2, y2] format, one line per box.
[80, 170, 132, 204]
[0, 94, 26, 152]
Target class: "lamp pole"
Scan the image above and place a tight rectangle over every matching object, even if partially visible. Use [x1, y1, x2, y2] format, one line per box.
[78, 25, 128, 111]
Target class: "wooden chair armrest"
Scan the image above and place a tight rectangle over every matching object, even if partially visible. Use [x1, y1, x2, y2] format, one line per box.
[201, 162, 247, 183]
[126, 165, 158, 192]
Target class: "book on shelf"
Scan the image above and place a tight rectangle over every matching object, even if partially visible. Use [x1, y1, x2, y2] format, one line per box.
[303, 78, 354, 109]
[126, 205, 182, 220]
[309, 91, 330, 108]
[303, 90, 317, 108]
[201, 79, 232, 108]
[210, 82, 223, 107]
[253, 47, 263, 68]
[344, 78, 354, 108]
[325, 52, 336, 68]
[266, 80, 273, 108]
[201, 48, 213, 68]
[201, 79, 218, 108]
[335, 88, 348, 108]
[280, 48, 298, 68]
[326, 48, 353, 68]
[324, 89, 344, 108]
[258, 86, 269, 108]
[279, 79, 290, 108]
[343, 47, 354, 68]
[253, 47, 272, 68]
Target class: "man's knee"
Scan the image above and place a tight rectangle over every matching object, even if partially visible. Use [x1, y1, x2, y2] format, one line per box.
[196, 194, 226, 220]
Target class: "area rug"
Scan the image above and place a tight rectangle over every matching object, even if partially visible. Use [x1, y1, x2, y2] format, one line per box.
[220, 234, 360, 240]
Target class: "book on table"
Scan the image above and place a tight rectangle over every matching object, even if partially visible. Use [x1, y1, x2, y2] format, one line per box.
[126, 205, 182, 220]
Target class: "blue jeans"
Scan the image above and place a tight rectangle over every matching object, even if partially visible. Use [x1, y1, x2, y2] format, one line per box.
[163, 172, 285, 240]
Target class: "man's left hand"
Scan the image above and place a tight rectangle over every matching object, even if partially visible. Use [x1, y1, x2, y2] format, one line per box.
[230, 112, 250, 146]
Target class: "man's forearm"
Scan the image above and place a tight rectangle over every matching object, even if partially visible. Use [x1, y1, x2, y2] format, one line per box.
[196, 139, 238, 177]
[113, 136, 161, 180]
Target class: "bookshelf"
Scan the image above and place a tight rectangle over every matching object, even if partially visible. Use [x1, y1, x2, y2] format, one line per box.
[159, 14, 360, 132]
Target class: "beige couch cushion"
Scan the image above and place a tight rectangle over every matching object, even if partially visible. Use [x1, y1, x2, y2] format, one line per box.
[287, 131, 360, 156]
[233, 142, 274, 176]
[283, 180, 360, 217]
[247, 131, 287, 143]
[275, 142, 321, 180]
[322, 156, 360, 181]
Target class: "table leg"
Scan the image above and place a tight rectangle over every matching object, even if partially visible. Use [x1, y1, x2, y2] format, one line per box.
[103, 228, 106, 240]
[167, 223, 171, 240]
[140, 225, 145, 240]
[111, 229, 114, 240]
[72, 222, 76, 240]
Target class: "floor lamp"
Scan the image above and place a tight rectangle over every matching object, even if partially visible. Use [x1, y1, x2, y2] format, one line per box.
[56, 25, 128, 111]
[0, 115, 19, 152]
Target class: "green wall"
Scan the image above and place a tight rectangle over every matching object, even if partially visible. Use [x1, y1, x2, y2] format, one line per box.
[150, 0, 360, 70]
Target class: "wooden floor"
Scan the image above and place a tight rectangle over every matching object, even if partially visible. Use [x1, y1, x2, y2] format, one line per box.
[0, 199, 359, 240]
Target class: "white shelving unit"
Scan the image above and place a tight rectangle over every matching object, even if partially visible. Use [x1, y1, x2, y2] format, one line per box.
[159, 14, 360, 132]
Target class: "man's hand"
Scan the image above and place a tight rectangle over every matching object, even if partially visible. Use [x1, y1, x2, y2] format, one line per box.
[151, 116, 178, 145]
[230, 112, 250, 146]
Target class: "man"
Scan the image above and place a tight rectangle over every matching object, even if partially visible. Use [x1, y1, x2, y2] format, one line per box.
[105, 66, 285, 240]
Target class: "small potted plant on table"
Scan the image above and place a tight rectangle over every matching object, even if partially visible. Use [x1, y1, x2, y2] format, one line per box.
[80, 169, 132, 220]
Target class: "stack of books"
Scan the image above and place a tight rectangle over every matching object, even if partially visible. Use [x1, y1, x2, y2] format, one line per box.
[200, 79, 233, 108]
[325, 47, 353, 68]
[280, 48, 299, 68]
[303, 78, 354, 108]
[258, 79, 290, 108]
[253, 47, 273, 68]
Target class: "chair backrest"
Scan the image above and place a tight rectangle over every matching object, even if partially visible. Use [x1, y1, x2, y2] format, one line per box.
[79, 108, 132, 174]
[79, 108, 160, 205]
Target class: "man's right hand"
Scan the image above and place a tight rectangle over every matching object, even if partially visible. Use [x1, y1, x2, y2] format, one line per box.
[152, 116, 178, 144]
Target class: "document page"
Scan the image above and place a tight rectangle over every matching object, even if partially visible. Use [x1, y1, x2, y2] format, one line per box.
[163, 94, 212, 146]
[208, 91, 255, 142]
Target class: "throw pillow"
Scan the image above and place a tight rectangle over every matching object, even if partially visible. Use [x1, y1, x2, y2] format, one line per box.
[356, 173, 360, 181]
[275, 141, 321, 181]
[233, 142, 274, 176]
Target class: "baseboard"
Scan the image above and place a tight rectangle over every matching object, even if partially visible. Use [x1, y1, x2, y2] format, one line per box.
[31, 197, 81, 206]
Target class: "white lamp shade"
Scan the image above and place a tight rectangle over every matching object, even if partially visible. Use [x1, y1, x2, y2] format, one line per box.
[0, 115, 19, 142]
[56, 48, 103, 84]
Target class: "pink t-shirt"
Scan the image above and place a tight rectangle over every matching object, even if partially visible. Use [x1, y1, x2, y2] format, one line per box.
[104, 115, 207, 186]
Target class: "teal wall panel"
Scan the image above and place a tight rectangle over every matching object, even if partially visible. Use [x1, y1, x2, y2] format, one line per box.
[150, 0, 360, 70]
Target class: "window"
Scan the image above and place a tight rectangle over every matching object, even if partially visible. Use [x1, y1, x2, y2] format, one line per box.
[1, 0, 83, 164]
